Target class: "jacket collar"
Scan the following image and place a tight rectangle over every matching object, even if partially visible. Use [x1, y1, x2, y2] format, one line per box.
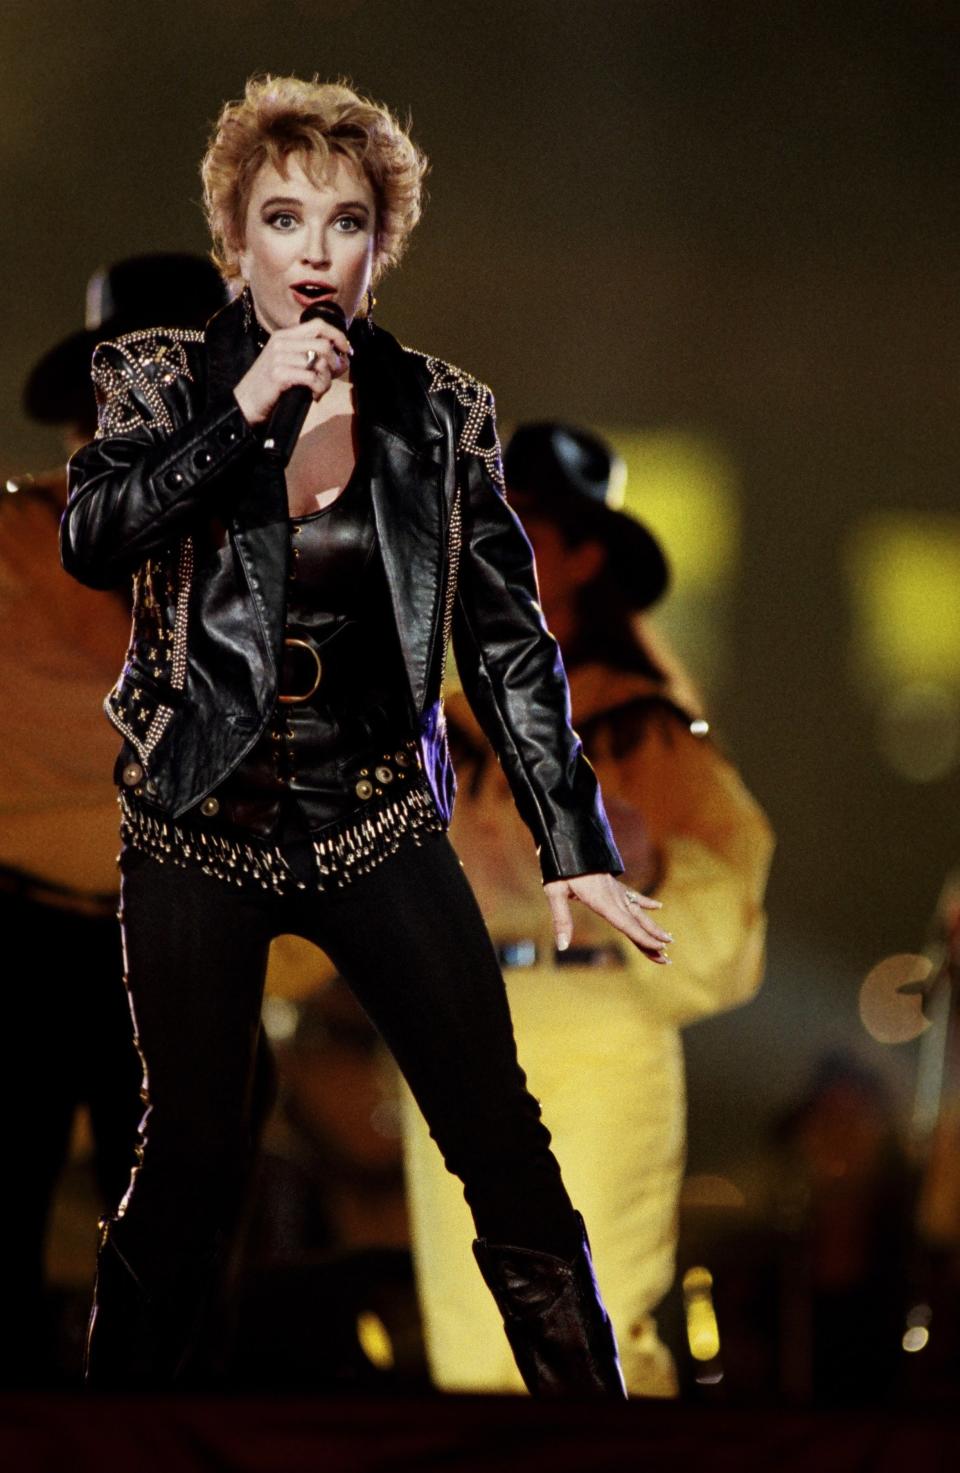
[204, 291, 258, 405]
[350, 321, 445, 453]
[204, 296, 445, 455]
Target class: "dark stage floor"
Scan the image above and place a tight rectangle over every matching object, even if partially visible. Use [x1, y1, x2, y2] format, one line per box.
[2, 1393, 959, 1473]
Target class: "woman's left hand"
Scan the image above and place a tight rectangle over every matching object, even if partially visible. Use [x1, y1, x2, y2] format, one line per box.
[543, 873, 673, 965]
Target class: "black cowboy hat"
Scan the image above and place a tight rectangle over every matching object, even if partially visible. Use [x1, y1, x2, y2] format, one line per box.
[504, 422, 669, 611]
[24, 254, 229, 429]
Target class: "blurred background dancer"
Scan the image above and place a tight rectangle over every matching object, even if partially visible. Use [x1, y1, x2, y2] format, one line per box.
[403, 423, 774, 1394]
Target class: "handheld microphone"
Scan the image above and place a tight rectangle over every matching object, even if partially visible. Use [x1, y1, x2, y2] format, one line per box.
[262, 300, 348, 465]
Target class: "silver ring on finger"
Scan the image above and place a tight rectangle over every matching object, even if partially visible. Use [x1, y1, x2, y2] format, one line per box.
[304, 347, 319, 370]
[624, 889, 643, 908]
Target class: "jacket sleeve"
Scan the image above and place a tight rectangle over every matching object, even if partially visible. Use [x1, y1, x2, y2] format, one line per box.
[60, 334, 256, 590]
[450, 385, 623, 882]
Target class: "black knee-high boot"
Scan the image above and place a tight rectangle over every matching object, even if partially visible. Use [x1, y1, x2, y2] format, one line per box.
[84, 1032, 278, 1389]
[84, 1218, 225, 1390]
[472, 1213, 627, 1399]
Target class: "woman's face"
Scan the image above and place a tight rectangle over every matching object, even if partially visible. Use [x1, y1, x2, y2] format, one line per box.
[238, 152, 377, 333]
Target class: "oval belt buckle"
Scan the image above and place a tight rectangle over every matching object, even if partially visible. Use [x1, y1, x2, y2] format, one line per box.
[278, 637, 322, 703]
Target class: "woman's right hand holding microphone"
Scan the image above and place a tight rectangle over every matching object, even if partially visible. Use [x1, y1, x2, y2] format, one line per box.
[232, 317, 352, 426]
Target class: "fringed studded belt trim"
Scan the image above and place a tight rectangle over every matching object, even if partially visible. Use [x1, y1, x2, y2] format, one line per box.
[118, 741, 444, 897]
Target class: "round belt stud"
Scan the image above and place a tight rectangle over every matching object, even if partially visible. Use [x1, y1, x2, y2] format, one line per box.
[395, 750, 410, 767]
[122, 762, 144, 787]
[355, 778, 374, 801]
[374, 765, 394, 784]
[201, 796, 220, 817]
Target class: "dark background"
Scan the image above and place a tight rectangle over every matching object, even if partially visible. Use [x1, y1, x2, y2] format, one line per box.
[4, 0, 959, 1189]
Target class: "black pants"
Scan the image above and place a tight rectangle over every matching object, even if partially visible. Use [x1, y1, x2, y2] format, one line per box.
[107, 831, 579, 1302]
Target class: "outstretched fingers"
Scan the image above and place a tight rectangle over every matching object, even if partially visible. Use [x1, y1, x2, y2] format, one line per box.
[612, 884, 673, 964]
[547, 873, 674, 966]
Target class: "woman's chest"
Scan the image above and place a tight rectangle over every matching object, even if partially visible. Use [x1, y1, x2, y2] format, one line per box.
[284, 386, 359, 518]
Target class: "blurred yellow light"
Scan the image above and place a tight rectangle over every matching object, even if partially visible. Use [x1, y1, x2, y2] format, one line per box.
[858, 953, 933, 1044]
[902, 1326, 930, 1354]
[260, 994, 299, 1043]
[686, 1305, 720, 1362]
[876, 681, 960, 783]
[356, 1310, 394, 1370]
[602, 429, 740, 589]
[682, 1266, 721, 1362]
[847, 515, 960, 688]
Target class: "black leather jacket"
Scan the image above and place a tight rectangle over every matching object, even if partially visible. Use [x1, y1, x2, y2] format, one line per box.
[60, 294, 622, 882]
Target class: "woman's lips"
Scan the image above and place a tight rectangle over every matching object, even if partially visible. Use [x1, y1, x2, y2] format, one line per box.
[291, 283, 335, 308]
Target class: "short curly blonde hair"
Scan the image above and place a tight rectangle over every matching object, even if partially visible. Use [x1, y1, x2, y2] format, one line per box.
[201, 74, 427, 284]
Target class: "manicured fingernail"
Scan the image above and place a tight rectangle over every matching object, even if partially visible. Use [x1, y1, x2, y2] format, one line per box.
[557, 935, 570, 952]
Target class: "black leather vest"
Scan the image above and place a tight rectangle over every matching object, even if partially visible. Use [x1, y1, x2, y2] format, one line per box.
[214, 459, 413, 842]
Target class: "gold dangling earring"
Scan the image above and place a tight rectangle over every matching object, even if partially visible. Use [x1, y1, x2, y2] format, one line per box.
[240, 283, 253, 333]
[240, 282, 268, 349]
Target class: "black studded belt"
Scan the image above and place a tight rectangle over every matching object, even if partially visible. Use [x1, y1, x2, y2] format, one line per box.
[278, 637, 323, 704]
[347, 737, 420, 802]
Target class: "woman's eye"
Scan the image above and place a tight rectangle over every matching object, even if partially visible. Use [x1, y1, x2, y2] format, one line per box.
[266, 212, 298, 230]
[334, 215, 362, 233]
